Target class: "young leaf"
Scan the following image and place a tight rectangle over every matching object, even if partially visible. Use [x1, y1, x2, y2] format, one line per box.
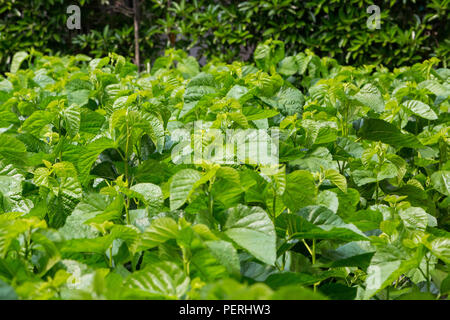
[10, 51, 28, 73]
[126, 261, 190, 299]
[324, 169, 347, 193]
[356, 118, 423, 149]
[401, 100, 438, 120]
[224, 204, 276, 265]
[78, 138, 116, 185]
[282, 170, 316, 211]
[169, 169, 202, 210]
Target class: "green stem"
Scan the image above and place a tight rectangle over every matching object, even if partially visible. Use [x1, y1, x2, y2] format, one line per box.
[375, 180, 379, 204]
[208, 191, 214, 220]
[124, 113, 131, 225]
[311, 239, 319, 293]
[386, 286, 390, 300]
[182, 247, 190, 276]
[281, 252, 286, 271]
[109, 246, 113, 268]
[24, 229, 31, 260]
[302, 239, 313, 257]
[312, 238, 316, 265]
[272, 194, 276, 222]
[426, 254, 430, 292]
[125, 197, 130, 225]
[124, 109, 131, 185]
[208, 179, 215, 225]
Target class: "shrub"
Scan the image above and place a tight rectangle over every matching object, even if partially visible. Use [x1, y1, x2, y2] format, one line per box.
[0, 44, 448, 300]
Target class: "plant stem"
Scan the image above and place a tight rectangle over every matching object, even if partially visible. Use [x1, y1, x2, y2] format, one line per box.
[302, 239, 313, 257]
[109, 246, 113, 268]
[303, 239, 320, 292]
[375, 180, 379, 204]
[426, 254, 430, 292]
[208, 191, 214, 220]
[312, 238, 316, 265]
[281, 252, 286, 271]
[182, 247, 190, 276]
[125, 197, 130, 224]
[207, 179, 215, 226]
[272, 194, 276, 222]
[24, 228, 31, 260]
[133, 0, 140, 72]
[124, 111, 130, 185]
[311, 239, 319, 293]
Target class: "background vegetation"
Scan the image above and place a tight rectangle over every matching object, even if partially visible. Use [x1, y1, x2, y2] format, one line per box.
[1, 0, 449, 73]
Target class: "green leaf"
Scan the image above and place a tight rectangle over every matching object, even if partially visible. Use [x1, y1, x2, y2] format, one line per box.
[270, 285, 327, 300]
[317, 190, 339, 213]
[140, 113, 165, 153]
[266, 270, 342, 289]
[20, 110, 53, 137]
[204, 240, 240, 275]
[84, 195, 124, 224]
[402, 100, 438, 120]
[10, 52, 28, 73]
[89, 57, 109, 70]
[62, 104, 81, 138]
[169, 169, 202, 210]
[278, 56, 298, 76]
[125, 261, 189, 299]
[60, 225, 137, 254]
[430, 171, 449, 196]
[244, 108, 279, 121]
[33, 167, 51, 187]
[177, 56, 199, 78]
[137, 217, 179, 251]
[78, 138, 116, 185]
[31, 232, 61, 275]
[224, 204, 276, 265]
[278, 205, 368, 241]
[59, 237, 112, 254]
[130, 183, 163, 213]
[356, 118, 423, 149]
[67, 89, 90, 107]
[353, 83, 384, 113]
[324, 241, 375, 269]
[254, 43, 272, 72]
[331, 188, 360, 219]
[58, 194, 111, 240]
[418, 80, 449, 98]
[427, 238, 450, 264]
[0, 134, 27, 165]
[364, 244, 422, 299]
[275, 86, 305, 116]
[398, 207, 428, 231]
[324, 169, 347, 192]
[282, 170, 316, 211]
[0, 280, 18, 300]
[80, 109, 106, 135]
[199, 278, 273, 299]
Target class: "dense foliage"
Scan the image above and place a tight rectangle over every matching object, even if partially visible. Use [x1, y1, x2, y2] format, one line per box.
[1, 0, 449, 73]
[0, 41, 449, 300]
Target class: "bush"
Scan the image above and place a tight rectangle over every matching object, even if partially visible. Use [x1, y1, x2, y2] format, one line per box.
[0, 42, 448, 300]
[1, 0, 448, 73]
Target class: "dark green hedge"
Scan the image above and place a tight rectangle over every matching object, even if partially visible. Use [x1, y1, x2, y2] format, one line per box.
[1, 0, 448, 73]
